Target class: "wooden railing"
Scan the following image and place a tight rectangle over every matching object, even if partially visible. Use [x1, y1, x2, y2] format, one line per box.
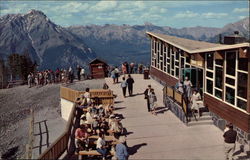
[38, 101, 77, 160]
[60, 87, 114, 105]
[38, 87, 115, 160]
[164, 86, 188, 116]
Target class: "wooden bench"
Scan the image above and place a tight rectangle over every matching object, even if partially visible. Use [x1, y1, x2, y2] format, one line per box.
[76, 150, 115, 160]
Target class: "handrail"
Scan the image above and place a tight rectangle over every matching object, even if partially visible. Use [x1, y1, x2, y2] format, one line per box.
[38, 103, 77, 160]
[164, 85, 188, 121]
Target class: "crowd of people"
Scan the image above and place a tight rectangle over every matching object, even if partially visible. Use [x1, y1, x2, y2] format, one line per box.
[74, 88, 128, 160]
[27, 66, 86, 88]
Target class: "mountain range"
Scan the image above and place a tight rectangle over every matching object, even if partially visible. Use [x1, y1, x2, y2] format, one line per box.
[0, 10, 249, 69]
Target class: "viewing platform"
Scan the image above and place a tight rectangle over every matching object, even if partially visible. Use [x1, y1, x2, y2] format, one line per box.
[34, 74, 249, 159]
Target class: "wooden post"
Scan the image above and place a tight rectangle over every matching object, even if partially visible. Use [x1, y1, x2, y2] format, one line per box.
[247, 49, 250, 113]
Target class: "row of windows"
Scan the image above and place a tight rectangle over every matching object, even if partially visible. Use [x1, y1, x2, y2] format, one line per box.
[151, 39, 190, 79]
[205, 51, 248, 111]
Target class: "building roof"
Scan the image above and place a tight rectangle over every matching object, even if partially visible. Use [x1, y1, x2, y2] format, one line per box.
[89, 58, 108, 65]
[146, 32, 249, 54]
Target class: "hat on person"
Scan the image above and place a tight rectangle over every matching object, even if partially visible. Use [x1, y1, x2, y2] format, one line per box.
[98, 104, 103, 109]
[93, 115, 98, 119]
[115, 116, 121, 120]
[119, 136, 126, 143]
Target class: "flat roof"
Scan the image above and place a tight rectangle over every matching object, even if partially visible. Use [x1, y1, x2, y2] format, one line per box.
[146, 32, 250, 54]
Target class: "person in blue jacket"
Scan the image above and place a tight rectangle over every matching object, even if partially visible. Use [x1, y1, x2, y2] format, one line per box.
[116, 136, 129, 160]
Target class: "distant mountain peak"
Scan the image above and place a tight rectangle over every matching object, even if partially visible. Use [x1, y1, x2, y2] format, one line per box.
[26, 9, 46, 17]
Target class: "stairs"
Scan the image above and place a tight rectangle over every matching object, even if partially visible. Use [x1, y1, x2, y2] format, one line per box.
[187, 111, 213, 126]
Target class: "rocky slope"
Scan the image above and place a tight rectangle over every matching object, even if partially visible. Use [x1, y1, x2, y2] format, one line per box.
[0, 10, 96, 70]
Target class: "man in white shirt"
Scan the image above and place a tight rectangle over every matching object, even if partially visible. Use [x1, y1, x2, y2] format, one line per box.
[96, 133, 107, 160]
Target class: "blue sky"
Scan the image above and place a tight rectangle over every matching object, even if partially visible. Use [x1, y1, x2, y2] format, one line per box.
[0, 1, 249, 28]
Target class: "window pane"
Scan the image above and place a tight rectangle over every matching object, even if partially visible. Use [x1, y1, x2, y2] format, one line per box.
[206, 71, 213, 78]
[152, 40, 154, 49]
[238, 57, 248, 71]
[206, 79, 213, 94]
[164, 53, 166, 66]
[215, 59, 223, 66]
[206, 53, 214, 70]
[226, 77, 235, 86]
[175, 61, 179, 66]
[225, 87, 235, 105]
[237, 72, 248, 99]
[185, 65, 190, 68]
[226, 52, 236, 76]
[215, 67, 223, 89]
[186, 56, 190, 64]
[167, 48, 170, 57]
[167, 58, 170, 63]
[176, 51, 179, 60]
[171, 55, 175, 69]
[171, 70, 174, 76]
[160, 62, 163, 70]
[181, 58, 185, 68]
[167, 65, 170, 73]
[215, 89, 222, 99]
[237, 99, 247, 110]
[175, 67, 179, 77]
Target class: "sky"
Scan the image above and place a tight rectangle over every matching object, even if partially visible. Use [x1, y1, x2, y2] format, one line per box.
[0, 1, 249, 28]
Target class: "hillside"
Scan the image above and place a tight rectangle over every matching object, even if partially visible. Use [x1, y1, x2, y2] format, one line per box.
[0, 10, 96, 70]
[0, 10, 249, 68]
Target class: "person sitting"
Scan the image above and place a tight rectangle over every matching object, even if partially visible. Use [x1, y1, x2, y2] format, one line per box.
[92, 115, 99, 135]
[96, 132, 108, 160]
[110, 117, 123, 139]
[100, 118, 109, 135]
[86, 108, 94, 124]
[116, 136, 128, 160]
[75, 124, 89, 152]
[98, 105, 105, 117]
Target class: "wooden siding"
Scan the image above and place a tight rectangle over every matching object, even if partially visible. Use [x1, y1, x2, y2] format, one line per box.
[150, 67, 178, 87]
[204, 93, 250, 133]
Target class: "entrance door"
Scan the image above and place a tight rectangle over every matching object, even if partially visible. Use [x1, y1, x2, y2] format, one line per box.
[181, 67, 204, 97]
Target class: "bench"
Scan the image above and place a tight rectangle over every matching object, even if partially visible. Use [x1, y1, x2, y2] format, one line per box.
[76, 150, 115, 160]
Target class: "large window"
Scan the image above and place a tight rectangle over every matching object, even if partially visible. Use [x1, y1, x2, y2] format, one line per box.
[205, 53, 214, 96]
[206, 53, 213, 70]
[226, 51, 236, 76]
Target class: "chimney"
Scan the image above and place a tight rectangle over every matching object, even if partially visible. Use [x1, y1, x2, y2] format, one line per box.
[223, 31, 246, 45]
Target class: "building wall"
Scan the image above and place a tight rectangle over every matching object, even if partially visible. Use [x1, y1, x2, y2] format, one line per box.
[150, 67, 177, 87]
[61, 98, 74, 121]
[204, 93, 250, 132]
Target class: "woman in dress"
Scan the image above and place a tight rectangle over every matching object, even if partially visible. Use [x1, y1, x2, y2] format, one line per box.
[184, 76, 192, 100]
[191, 89, 201, 120]
[149, 89, 157, 115]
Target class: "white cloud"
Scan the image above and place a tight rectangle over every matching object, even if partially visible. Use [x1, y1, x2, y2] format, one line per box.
[175, 11, 199, 18]
[202, 12, 228, 19]
[233, 8, 249, 13]
[89, 1, 117, 12]
[53, 2, 89, 13]
[238, 15, 247, 19]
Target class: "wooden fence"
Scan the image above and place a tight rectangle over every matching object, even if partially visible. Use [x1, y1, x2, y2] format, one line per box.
[60, 87, 114, 105]
[164, 86, 188, 115]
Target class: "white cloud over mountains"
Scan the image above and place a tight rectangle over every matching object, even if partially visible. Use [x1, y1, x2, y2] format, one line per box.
[0, 1, 248, 28]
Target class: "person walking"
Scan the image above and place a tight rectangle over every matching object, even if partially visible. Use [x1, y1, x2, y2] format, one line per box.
[77, 65, 81, 81]
[114, 66, 119, 83]
[144, 85, 152, 112]
[223, 123, 237, 160]
[126, 74, 134, 96]
[121, 77, 128, 98]
[80, 67, 85, 80]
[149, 89, 157, 115]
